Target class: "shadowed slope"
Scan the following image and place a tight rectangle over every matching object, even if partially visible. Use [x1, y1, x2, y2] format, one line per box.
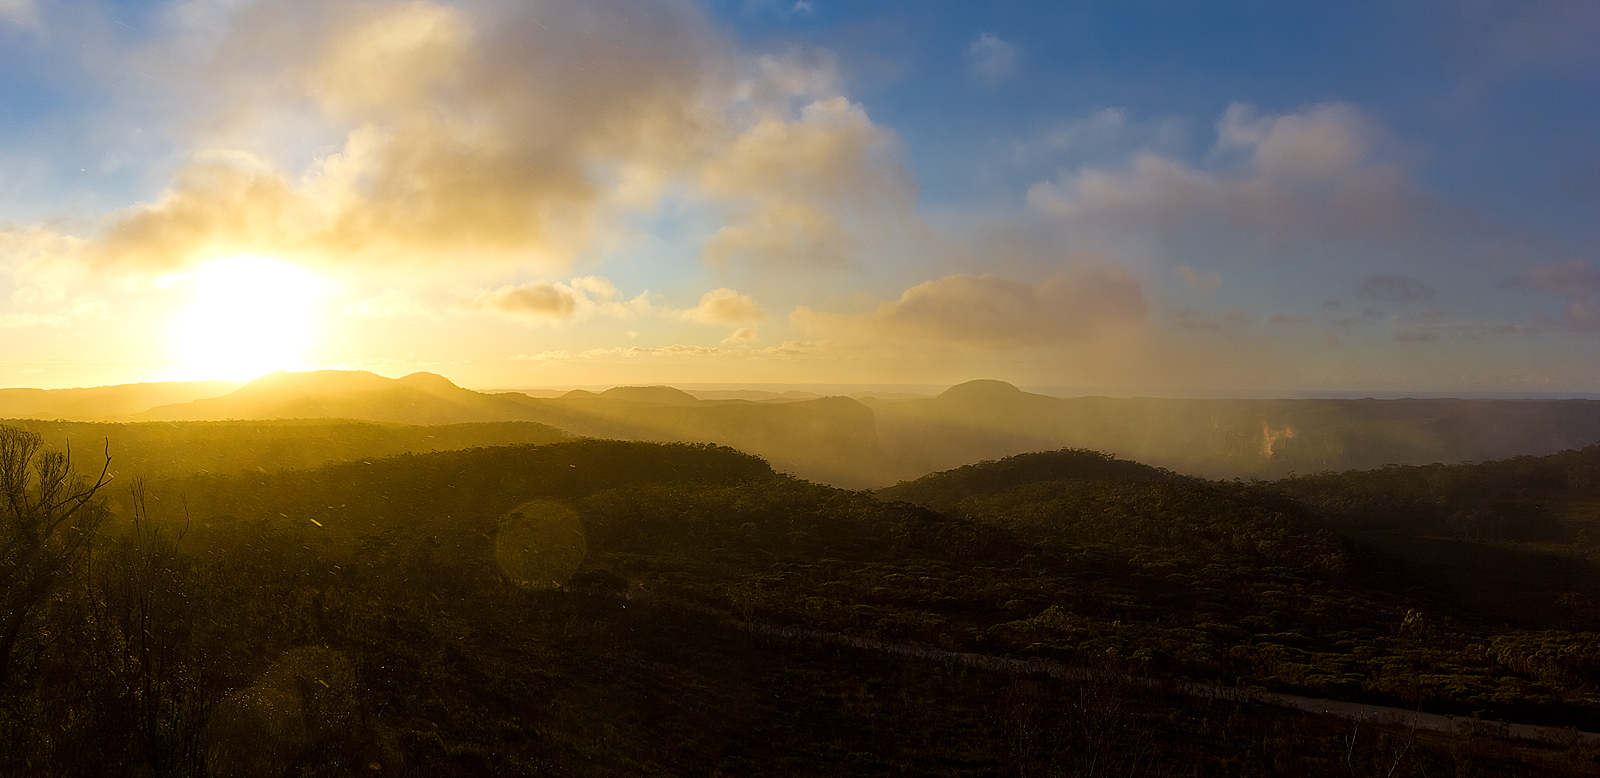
[877, 447, 1193, 509]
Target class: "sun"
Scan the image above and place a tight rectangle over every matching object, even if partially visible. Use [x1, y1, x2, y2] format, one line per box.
[167, 255, 333, 383]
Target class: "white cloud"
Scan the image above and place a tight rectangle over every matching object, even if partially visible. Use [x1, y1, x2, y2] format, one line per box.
[967, 32, 1017, 84]
[699, 97, 916, 267]
[1027, 102, 1423, 251]
[7, 0, 901, 282]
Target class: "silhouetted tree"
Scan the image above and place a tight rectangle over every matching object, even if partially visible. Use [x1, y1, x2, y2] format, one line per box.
[0, 425, 111, 691]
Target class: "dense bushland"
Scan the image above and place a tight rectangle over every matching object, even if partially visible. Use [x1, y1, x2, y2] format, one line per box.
[2, 430, 1599, 775]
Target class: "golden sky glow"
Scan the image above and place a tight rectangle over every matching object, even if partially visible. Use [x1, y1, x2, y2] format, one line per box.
[163, 256, 333, 383]
[2, 1, 1599, 394]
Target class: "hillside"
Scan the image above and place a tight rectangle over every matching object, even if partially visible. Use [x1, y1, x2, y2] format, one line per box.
[0, 417, 567, 482]
[6, 429, 1600, 774]
[0, 380, 239, 420]
[869, 380, 1600, 482]
[14, 372, 1600, 488]
[877, 447, 1193, 509]
[141, 443, 1600, 729]
[1273, 446, 1600, 629]
[131, 370, 891, 487]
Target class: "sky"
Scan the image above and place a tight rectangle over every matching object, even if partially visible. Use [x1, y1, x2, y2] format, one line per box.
[1, 0, 1598, 395]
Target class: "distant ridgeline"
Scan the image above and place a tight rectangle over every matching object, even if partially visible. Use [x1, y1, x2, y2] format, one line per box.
[8, 371, 1600, 486]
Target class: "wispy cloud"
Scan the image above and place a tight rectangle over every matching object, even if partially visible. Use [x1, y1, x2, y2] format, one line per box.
[342, 289, 439, 321]
[967, 32, 1017, 84]
[1176, 266, 1221, 295]
[1358, 274, 1434, 305]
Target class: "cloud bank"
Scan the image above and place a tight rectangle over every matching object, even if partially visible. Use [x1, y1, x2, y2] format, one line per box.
[1027, 102, 1424, 251]
[795, 270, 1145, 348]
[9, 0, 914, 278]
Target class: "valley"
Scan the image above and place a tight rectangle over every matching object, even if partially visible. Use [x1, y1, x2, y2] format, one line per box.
[1, 375, 1598, 775]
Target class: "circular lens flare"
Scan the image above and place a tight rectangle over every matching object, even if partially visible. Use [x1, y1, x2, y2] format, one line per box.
[168, 256, 331, 382]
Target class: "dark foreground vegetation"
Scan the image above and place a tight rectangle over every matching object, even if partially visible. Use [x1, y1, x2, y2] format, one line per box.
[2, 424, 1599, 775]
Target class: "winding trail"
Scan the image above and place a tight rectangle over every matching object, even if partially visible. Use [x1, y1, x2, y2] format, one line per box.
[652, 596, 1600, 745]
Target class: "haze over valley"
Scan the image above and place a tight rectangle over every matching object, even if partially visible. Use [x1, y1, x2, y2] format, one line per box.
[4, 0, 1600, 774]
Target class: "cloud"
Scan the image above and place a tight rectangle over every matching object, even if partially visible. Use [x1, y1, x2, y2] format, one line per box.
[0, 296, 108, 328]
[0, 311, 70, 328]
[1567, 300, 1600, 330]
[1176, 266, 1221, 295]
[1358, 274, 1435, 304]
[0, 0, 40, 34]
[1504, 260, 1600, 330]
[721, 327, 758, 345]
[1013, 108, 1189, 164]
[699, 96, 916, 267]
[517, 344, 730, 360]
[1027, 102, 1423, 251]
[342, 288, 438, 321]
[469, 277, 653, 325]
[967, 32, 1017, 84]
[1504, 260, 1600, 298]
[1455, 0, 1600, 82]
[10, 0, 910, 280]
[678, 287, 767, 324]
[794, 270, 1145, 348]
[742, 0, 815, 19]
[633, 344, 725, 357]
[1172, 307, 1251, 332]
[758, 339, 829, 358]
[1393, 329, 1439, 343]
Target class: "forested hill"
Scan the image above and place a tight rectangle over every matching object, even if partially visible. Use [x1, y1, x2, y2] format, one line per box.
[10, 430, 1600, 774]
[0, 418, 567, 483]
[1274, 443, 1600, 539]
[1272, 445, 1600, 629]
[15, 371, 1600, 488]
[876, 447, 1194, 509]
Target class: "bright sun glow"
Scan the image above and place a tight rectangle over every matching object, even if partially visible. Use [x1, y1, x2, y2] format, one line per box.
[167, 255, 333, 382]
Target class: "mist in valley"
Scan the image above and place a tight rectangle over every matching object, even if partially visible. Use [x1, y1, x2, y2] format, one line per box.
[5, 0, 1600, 774]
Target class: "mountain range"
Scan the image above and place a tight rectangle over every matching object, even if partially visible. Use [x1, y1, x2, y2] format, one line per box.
[9, 369, 1600, 487]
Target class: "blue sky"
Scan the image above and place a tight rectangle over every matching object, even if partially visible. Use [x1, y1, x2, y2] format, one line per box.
[1, 0, 1597, 394]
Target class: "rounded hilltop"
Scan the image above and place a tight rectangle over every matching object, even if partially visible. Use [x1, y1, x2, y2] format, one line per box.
[937, 379, 1027, 402]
